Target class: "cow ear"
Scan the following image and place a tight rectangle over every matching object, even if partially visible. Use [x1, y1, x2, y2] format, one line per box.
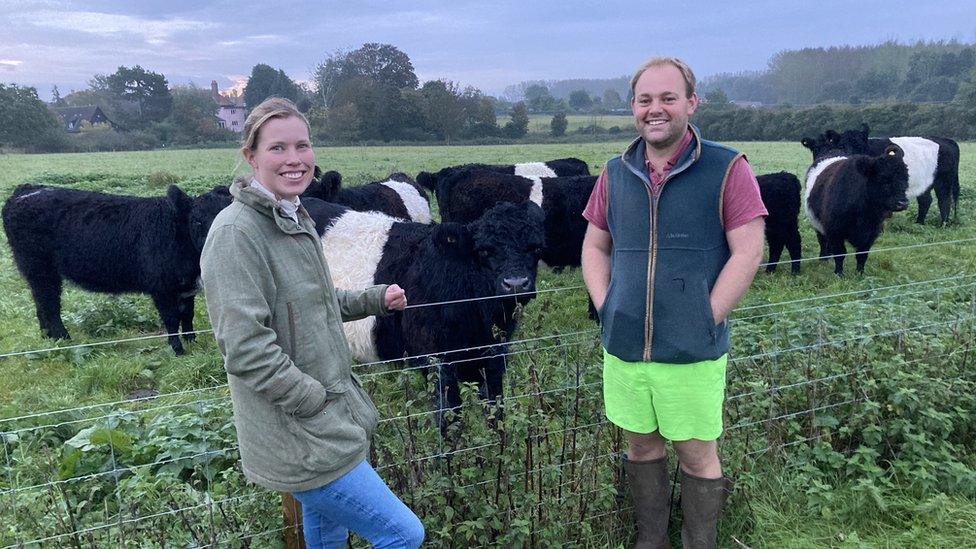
[825, 130, 840, 144]
[416, 172, 436, 193]
[860, 123, 870, 138]
[432, 223, 472, 257]
[325, 170, 342, 195]
[167, 185, 193, 213]
[211, 185, 230, 196]
[800, 137, 814, 150]
[883, 144, 903, 160]
[313, 165, 323, 180]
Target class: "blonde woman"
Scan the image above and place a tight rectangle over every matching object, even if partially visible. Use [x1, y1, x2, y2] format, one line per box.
[201, 97, 423, 549]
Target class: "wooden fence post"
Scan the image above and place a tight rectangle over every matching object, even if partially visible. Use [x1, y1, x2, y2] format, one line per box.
[282, 492, 306, 549]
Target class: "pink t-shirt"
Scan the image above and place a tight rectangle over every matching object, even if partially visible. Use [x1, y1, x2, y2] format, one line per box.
[582, 130, 767, 232]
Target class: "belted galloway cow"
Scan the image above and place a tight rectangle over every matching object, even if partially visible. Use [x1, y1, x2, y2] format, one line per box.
[2, 184, 231, 354]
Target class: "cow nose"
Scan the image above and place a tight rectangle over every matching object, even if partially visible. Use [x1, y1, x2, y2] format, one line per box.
[502, 277, 530, 293]
[895, 199, 909, 211]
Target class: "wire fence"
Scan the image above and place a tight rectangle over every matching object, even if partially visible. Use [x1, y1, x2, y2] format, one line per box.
[2, 237, 975, 547]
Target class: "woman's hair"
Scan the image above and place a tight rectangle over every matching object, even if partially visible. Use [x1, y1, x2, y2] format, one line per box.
[629, 56, 697, 99]
[240, 97, 310, 152]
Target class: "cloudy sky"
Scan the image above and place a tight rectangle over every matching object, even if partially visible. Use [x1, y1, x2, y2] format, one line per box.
[2, 0, 975, 100]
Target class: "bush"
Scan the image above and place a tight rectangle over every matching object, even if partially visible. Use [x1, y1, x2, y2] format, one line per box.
[550, 112, 568, 137]
[147, 171, 180, 189]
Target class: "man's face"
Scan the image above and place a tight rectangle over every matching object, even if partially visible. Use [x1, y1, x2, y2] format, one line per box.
[631, 64, 698, 152]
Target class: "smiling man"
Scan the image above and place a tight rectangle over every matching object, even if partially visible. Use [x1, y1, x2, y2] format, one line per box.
[581, 57, 767, 548]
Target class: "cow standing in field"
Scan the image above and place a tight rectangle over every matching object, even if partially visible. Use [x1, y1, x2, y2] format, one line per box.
[302, 170, 432, 223]
[835, 124, 960, 226]
[304, 198, 545, 424]
[416, 157, 590, 209]
[1, 184, 231, 354]
[435, 168, 597, 269]
[757, 172, 803, 274]
[804, 145, 910, 275]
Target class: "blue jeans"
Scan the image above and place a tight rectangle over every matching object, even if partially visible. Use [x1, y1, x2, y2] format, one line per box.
[292, 460, 424, 549]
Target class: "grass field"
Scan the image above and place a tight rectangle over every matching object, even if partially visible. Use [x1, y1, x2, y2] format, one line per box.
[1, 141, 974, 547]
[527, 114, 634, 134]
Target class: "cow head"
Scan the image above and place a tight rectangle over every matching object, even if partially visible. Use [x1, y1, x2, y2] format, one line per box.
[865, 145, 909, 213]
[302, 167, 342, 201]
[188, 186, 233, 252]
[466, 201, 546, 302]
[838, 124, 872, 155]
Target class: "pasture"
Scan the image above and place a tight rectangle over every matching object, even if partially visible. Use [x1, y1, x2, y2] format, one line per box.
[526, 114, 634, 135]
[1, 140, 975, 547]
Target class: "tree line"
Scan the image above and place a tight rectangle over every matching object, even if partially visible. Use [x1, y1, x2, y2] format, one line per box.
[3, 40, 976, 153]
[700, 40, 976, 105]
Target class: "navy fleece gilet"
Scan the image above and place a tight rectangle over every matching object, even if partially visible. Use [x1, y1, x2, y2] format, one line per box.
[599, 128, 741, 363]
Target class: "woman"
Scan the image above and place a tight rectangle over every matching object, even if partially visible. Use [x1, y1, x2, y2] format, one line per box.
[200, 97, 424, 549]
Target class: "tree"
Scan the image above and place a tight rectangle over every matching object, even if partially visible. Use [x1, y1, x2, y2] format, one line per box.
[313, 43, 420, 140]
[550, 111, 568, 136]
[704, 88, 730, 107]
[244, 64, 301, 109]
[103, 65, 173, 125]
[524, 84, 560, 112]
[420, 80, 466, 141]
[51, 85, 66, 106]
[463, 95, 499, 138]
[568, 90, 593, 112]
[504, 102, 529, 138]
[602, 89, 623, 109]
[0, 84, 65, 150]
[325, 103, 362, 142]
[168, 85, 233, 143]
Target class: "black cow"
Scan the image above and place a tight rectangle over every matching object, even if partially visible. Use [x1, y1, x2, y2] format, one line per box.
[434, 168, 596, 269]
[416, 157, 590, 207]
[804, 146, 910, 275]
[835, 124, 960, 226]
[757, 172, 802, 274]
[2, 184, 231, 354]
[302, 170, 431, 223]
[306, 199, 545, 424]
[800, 130, 844, 162]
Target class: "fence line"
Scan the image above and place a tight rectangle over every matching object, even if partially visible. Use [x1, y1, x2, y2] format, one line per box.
[3, 310, 969, 437]
[2, 237, 973, 361]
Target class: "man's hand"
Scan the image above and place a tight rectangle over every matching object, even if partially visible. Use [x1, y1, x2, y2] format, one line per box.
[384, 284, 407, 311]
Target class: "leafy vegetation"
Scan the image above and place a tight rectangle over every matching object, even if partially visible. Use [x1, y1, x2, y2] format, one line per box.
[0, 142, 974, 547]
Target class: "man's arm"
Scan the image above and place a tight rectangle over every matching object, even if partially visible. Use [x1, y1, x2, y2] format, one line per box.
[581, 223, 613, 311]
[710, 217, 764, 324]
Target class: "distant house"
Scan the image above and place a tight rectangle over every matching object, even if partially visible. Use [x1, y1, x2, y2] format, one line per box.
[50, 105, 113, 133]
[730, 100, 765, 108]
[211, 81, 246, 132]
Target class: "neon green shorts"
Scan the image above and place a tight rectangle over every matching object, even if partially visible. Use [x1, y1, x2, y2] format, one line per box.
[602, 349, 727, 441]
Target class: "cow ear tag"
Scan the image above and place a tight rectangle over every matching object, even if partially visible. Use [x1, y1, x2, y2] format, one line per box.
[447, 236, 457, 244]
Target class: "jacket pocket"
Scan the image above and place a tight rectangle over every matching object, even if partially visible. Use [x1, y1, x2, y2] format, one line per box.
[287, 389, 367, 472]
[346, 375, 380, 438]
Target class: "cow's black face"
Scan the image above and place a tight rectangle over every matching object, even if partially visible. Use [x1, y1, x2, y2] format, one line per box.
[189, 187, 232, 252]
[468, 202, 545, 301]
[870, 146, 910, 213]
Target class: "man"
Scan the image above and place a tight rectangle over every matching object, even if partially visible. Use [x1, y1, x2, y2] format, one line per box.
[581, 57, 766, 548]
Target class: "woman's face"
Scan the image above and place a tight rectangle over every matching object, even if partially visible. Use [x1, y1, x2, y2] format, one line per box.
[243, 116, 315, 200]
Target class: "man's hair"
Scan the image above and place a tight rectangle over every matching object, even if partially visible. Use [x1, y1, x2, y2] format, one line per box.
[630, 56, 697, 99]
[240, 97, 310, 152]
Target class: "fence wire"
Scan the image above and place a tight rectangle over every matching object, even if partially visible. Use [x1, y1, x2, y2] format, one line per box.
[2, 246, 974, 547]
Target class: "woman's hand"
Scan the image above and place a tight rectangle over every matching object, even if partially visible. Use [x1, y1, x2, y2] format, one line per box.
[384, 284, 407, 311]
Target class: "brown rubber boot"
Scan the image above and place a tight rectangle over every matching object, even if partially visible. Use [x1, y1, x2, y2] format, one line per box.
[679, 471, 731, 549]
[624, 455, 672, 549]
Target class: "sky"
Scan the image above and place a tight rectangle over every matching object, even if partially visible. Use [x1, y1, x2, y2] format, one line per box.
[2, 0, 976, 101]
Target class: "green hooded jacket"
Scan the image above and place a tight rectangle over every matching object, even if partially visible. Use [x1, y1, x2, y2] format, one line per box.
[201, 180, 389, 492]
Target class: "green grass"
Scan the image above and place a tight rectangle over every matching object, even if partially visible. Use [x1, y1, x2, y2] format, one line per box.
[527, 114, 634, 134]
[1, 141, 975, 547]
